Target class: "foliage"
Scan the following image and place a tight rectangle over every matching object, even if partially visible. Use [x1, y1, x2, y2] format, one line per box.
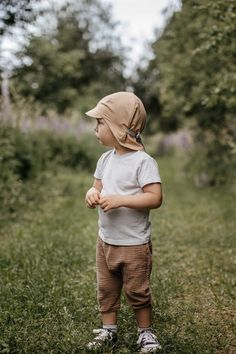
[10, 0, 126, 113]
[154, 0, 235, 130]
[0, 0, 34, 36]
[135, 0, 236, 184]
[132, 64, 162, 135]
[0, 122, 104, 215]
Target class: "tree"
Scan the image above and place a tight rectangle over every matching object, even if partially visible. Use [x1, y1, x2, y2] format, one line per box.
[0, 0, 34, 37]
[11, 0, 126, 113]
[135, 0, 236, 184]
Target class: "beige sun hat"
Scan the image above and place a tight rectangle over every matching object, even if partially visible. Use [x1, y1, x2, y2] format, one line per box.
[85, 91, 147, 150]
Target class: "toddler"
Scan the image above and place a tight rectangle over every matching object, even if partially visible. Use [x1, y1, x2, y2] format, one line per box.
[85, 92, 162, 353]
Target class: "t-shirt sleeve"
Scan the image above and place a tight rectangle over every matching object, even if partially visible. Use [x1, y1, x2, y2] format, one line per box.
[93, 155, 103, 180]
[138, 157, 162, 188]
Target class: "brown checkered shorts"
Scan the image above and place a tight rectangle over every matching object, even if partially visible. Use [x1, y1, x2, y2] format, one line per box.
[96, 237, 152, 313]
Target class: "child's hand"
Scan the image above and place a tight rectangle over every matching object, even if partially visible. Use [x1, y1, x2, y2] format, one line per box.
[85, 187, 101, 209]
[99, 195, 123, 212]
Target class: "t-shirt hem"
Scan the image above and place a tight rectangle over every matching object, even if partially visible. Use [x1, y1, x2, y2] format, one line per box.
[98, 230, 150, 246]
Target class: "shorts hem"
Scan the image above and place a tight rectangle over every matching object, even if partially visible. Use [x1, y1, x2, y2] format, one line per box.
[132, 302, 152, 310]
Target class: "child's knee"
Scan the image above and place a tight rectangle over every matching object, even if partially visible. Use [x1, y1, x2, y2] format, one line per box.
[98, 289, 121, 313]
[123, 284, 152, 309]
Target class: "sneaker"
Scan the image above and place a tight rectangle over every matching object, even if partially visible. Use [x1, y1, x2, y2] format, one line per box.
[87, 328, 117, 350]
[137, 329, 162, 353]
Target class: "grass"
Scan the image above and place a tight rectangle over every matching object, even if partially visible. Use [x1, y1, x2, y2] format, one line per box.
[0, 151, 235, 353]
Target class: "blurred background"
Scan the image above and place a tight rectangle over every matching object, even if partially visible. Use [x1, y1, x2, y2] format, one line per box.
[0, 0, 235, 215]
[0, 2, 236, 352]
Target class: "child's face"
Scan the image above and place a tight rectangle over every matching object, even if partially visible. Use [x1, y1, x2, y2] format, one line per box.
[94, 118, 117, 148]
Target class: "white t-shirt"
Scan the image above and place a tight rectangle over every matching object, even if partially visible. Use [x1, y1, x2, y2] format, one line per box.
[94, 149, 162, 245]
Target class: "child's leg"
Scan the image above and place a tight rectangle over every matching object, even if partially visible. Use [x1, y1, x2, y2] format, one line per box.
[122, 242, 152, 314]
[135, 306, 162, 352]
[87, 239, 122, 350]
[102, 311, 117, 325]
[134, 306, 151, 328]
[115, 243, 161, 351]
[96, 238, 123, 319]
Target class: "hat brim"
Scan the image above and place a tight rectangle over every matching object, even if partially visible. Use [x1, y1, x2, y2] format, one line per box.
[85, 107, 102, 119]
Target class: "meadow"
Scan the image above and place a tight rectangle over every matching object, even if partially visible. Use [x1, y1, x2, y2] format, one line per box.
[0, 150, 235, 353]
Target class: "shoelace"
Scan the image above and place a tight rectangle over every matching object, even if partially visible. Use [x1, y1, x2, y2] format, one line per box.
[137, 330, 157, 345]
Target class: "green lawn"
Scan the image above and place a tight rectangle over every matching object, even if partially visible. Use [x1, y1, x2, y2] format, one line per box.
[0, 151, 235, 353]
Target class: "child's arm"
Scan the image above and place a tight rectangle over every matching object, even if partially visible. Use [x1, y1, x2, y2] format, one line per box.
[85, 178, 102, 209]
[99, 183, 162, 212]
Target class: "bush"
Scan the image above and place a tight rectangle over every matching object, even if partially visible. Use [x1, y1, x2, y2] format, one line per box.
[0, 123, 103, 215]
[185, 135, 236, 187]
